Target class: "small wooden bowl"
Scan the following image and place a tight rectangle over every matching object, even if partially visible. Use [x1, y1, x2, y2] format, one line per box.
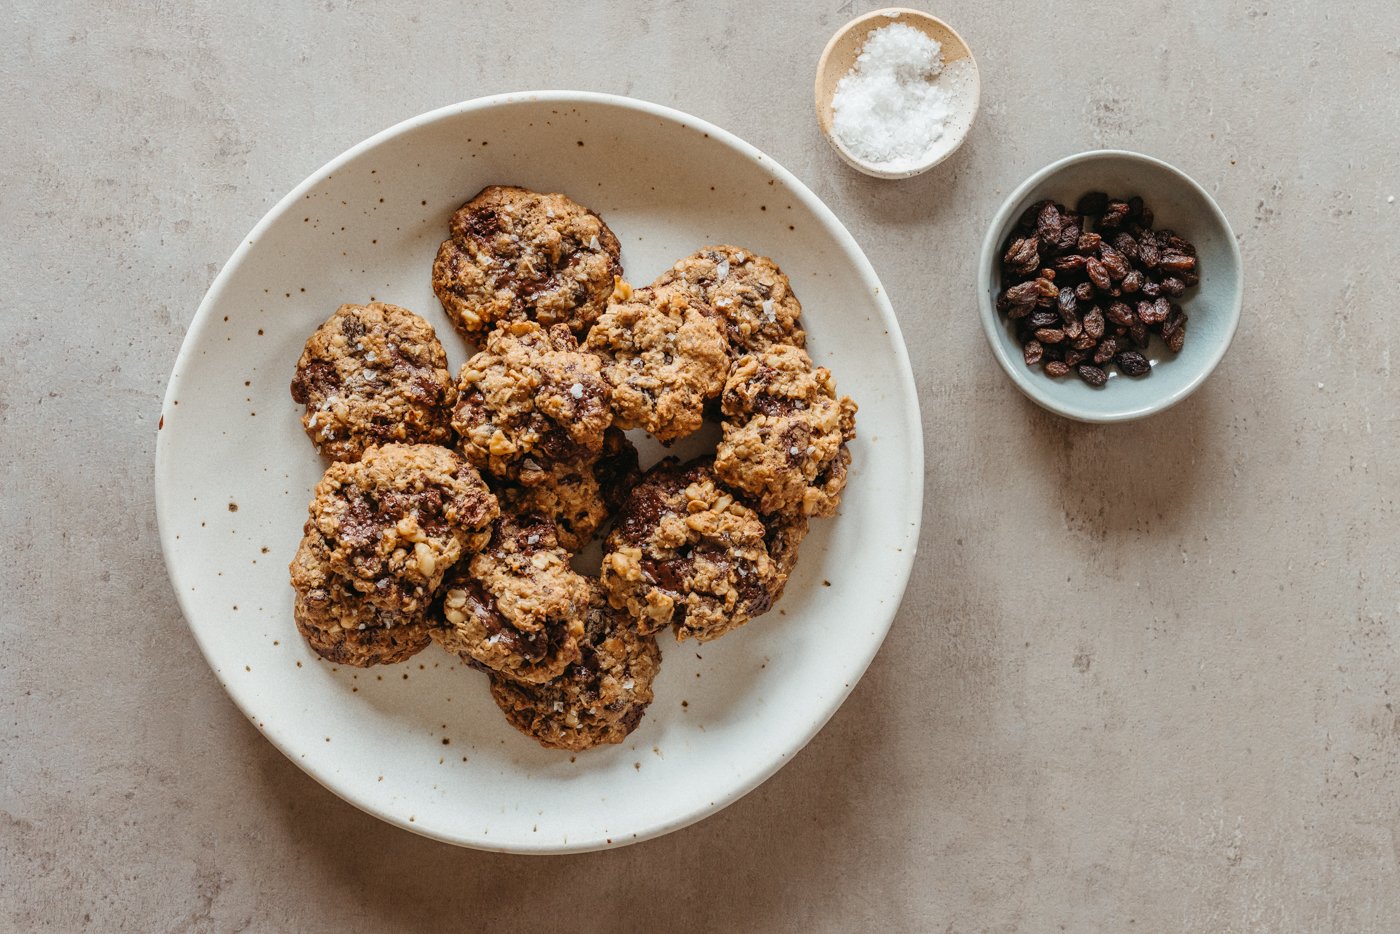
[815, 8, 980, 179]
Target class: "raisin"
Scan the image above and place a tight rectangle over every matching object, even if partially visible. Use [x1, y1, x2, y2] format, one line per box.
[1137, 233, 1161, 269]
[1099, 200, 1131, 229]
[1083, 307, 1105, 340]
[1071, 334, 1097, 351]
[1007, 303, 1034, 319]
[1077, 364, 1108, 387]
[1159, 252, 1196, 273]
[1139, 278, 1162, 298]
[1003, 235, 1040, 276]
[1129, 323, 1150, 347]
[1054, 254, 1088, 274]
[1018, 200, 1052, 232]
[1036, 202, 1064, 244]
[1093, 338, 1119, 364]
[1112, 232, 1139, 261]
[1164, 321, 1186, 353]
[1137, 298, 1169, 326]
[1075, 281, 1095, 301]
[1076, 192, 1109, 215]
[1086, 257, 1112, 292]
[1064, 349, 1088, 366]
[1116, 350, 1151, 377]
[1106, 301, 1136, 327]
[1034, 328, 1066, 344]
[1163, 234, 1196, 256]
[1056, 224, 1081, 254]
[1160, 277, 1186, 297]
[1023, 340, 1044, 366]
[1127, 196, 1144, 218]
[1044, 361, 1071, 377]
[1057, 287, 1078, 320]
[1064, 317, 1084, 340]
[1003, 281, 1042, 305]
[1077, 232, 1103, 252]
[1099, 244, 1130, 281]
[1029, 309, 1060, 329]
[1121, 269, 1143, 294]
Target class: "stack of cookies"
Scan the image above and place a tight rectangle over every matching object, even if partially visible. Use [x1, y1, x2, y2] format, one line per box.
[288, 186, 856, 751]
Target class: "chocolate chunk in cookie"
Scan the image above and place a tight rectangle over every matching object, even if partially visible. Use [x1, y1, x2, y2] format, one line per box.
[488, 580, 661, 751]
[432, 515, 589, 684]
[290, 302, 456, 462]
[497, 427, 640, 552]
[306, 443, 499, 614]
[451, 321, 612, 485]
[431, 185, 622, 336]
[715, 344, 857, 518]
[602, 458, 778, 642]
[289, 533, 431, 667]
[584, 285, 728, 442]
[652, 245, 805, 355]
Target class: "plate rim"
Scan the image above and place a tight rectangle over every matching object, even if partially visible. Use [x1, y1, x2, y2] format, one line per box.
[155, 90, 925, 853]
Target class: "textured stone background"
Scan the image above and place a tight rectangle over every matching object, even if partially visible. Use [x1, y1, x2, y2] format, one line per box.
[3, 1, 1398, 931]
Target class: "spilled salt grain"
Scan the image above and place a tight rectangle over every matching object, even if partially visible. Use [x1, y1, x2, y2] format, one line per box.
[716, 259, 730, 280]
[830, 22, 969, 170]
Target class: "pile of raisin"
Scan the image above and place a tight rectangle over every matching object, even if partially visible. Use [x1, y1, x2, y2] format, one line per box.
[996, 193, 1199, 387]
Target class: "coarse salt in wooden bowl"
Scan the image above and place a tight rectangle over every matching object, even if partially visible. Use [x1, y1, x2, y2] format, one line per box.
[815, 8, 980, 179]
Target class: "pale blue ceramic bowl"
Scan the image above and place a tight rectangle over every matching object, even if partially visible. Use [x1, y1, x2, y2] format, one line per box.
[978, 150, 1242, 422]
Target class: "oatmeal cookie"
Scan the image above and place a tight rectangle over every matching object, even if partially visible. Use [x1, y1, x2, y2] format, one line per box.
[584, 285, 728, 442]
[431, 185, 622, 336]
[488, 581, 661, 751]
[652, 245, 805, 354]
[497, 428, 640, 552]
[290, 302, 456, 462]
[289, 533, 431, 667]
[432, 515, 589, 684]
[451, 320, 612, 484]
[602, 458, 778, 642]
[306, 443, 499, 614]
[715, 344, 857, 517]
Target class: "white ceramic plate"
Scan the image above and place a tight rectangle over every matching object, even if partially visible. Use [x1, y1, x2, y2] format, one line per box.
[156, 92, 923, 853]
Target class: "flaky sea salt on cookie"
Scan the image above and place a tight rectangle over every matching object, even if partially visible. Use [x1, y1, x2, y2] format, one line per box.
[652, 246, 805, 355]
[290, 302, 456, 462]
[289, 533, 432, 667]
[602, 458, 778, 643]
[715, 344, 857, 517]
[584, 285, 728, 442]
[305, 443, 499, 614]
[431, 185, 622, 336]
[487, 580, 661, 751]
[431, 515, 589, 684]
[451, 320, 612, 485]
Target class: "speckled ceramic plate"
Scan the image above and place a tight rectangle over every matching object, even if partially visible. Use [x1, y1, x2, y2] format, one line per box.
[155, 91, 922, 853]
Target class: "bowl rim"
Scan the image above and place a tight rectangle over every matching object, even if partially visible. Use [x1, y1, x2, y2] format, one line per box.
[977, 149, 1243, 423]
[813, 8, 981, 179]
[154, 90, 925, 853]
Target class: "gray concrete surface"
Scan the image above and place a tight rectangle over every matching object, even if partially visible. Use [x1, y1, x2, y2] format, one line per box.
[3, 1, 1399, 930]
